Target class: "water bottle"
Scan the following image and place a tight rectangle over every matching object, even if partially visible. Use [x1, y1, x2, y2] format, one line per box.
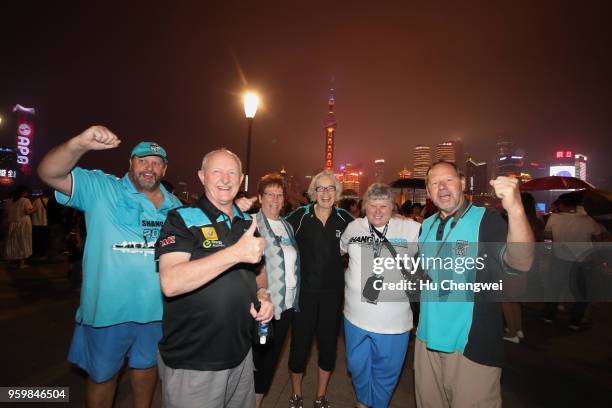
[258, 321, 270, 345]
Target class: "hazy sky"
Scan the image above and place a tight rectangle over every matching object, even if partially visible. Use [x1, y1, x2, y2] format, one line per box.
[1, 0, 611, 191]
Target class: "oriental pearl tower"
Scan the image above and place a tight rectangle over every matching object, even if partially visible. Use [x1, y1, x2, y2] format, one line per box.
[323, 86, 337, 171]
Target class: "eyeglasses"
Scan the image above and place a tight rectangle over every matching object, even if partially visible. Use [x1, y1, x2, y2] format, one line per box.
[315, 186, 336, 192]
[263, 192, 284, 199]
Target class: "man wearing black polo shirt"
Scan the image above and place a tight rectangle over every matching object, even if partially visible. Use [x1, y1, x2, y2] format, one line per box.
[155, 149, 273, 408]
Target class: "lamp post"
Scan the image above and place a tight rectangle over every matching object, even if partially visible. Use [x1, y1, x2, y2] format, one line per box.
[243, 92, 259, 193]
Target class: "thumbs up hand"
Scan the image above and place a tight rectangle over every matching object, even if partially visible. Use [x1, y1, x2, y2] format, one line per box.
[233, 219, 265, 264]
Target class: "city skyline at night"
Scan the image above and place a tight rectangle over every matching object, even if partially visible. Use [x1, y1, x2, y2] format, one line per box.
[0, 1, 610, 193]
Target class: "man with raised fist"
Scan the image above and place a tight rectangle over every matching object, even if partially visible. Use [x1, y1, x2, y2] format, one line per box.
[37, 126, 182, 408]
[414, 160, 534, 408]
[155, 148, 274, 408]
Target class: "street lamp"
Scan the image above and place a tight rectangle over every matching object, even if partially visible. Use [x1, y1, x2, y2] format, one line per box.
[243, 92, 259, 193]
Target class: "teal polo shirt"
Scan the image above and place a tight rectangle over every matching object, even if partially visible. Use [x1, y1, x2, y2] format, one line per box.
[56, 167, 182, 327]
[417, 204, 509, 367]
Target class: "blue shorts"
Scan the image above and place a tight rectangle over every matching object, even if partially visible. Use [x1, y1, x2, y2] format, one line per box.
[68, 322, 162, 383]
[344, 318, 410, 408]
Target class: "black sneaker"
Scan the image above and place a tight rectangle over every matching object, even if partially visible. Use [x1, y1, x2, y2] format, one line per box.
[313, 396, 330, 408]
[289, 394, 303, 408]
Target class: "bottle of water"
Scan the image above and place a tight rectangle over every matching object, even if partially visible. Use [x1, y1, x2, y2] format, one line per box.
[258, 321, 270, 345]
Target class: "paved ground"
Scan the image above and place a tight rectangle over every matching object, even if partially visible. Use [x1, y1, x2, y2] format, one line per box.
[1, 259, 611, 407]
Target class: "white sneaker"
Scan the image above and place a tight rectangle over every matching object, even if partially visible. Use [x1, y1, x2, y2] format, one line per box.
[517, 330, 525, 339]
[503, 335, 520, 344]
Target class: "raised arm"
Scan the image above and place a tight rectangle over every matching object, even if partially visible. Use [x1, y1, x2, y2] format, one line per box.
[490, 176, 535, 272]
[37, 126, 121, 195]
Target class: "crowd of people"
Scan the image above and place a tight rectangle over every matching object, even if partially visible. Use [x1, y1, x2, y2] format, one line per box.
[1, 124, 608, 408]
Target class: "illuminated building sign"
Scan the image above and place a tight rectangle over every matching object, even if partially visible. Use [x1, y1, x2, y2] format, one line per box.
[0, 148, 18, 185]
[555, 150, 573, 159]
[13, 104, 36, 175]
[549, 165, 576, 177]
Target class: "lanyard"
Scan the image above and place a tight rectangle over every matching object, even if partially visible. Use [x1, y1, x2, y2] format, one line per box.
[262, 213, 292, 246]
[423, 202, 473, 260]
[369, 222, 389, 259]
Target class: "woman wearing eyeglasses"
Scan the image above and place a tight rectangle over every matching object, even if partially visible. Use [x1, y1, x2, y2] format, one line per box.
[252, 173, 301, 408]
[285, 169, 354, 408]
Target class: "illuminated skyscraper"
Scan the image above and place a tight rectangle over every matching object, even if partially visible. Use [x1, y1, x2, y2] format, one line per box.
[412, 145, 432, 179]
[374, 159, 385, 183]
[435, 141, 457, 164]
[495, 138, 514, 177]
[323, 87, 337, 171]
[465, 158, 488, 194]
[550, 150, 576, 177]
[496, 139, 514, 157]
[337, 163, 362, 195]
[497, 154, 524, 177]
[574, 154, 587, 181]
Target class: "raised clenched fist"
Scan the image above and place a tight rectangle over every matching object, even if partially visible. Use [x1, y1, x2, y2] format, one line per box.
[75, 126, 121, 151]
[490, 176, 522, 214]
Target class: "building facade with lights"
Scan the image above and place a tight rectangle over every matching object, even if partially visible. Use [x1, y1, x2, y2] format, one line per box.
[435, 141, 456, 164]
[550, 150, 577, 177]
[497, 154, 524, 177]
[574, 153, 587, 181]
[412, 145, 432, 179]
[465, 158, 488, 194]
[374, 159, 385, 183]
[337, 163, 362, 195]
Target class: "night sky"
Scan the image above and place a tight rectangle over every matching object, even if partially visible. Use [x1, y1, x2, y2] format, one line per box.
[1, 1, 611, 192]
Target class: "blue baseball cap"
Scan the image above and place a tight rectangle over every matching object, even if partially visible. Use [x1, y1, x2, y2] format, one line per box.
[130, 142, 168, 163]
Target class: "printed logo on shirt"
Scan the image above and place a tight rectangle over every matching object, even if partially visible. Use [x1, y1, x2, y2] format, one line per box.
[201, 226, 219, 241]
[159, 235, 176, 247]
[112, 241, 155, 256]
[455, 240, 469, 256]
[203, 239, 225, 249]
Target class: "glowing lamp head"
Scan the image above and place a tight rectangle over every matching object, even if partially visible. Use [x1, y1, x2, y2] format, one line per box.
[243, 92, 259, 119]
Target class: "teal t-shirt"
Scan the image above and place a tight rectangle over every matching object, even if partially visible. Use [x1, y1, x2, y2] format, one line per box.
[56, 167, 182, 327]
[416, 204, 485, 353]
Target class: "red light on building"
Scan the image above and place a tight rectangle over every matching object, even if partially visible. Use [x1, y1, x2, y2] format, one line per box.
[565, 151, 573, 158]
[556, 151, 564, 159]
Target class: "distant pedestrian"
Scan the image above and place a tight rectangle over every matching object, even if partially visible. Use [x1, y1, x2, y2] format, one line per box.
[3, 185, 35, 268]
[31, 190, 49, 258]
[544, 193, 606, 329]
[502, 192, 544, 343]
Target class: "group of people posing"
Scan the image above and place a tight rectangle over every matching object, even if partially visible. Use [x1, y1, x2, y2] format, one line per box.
[37, 125, 534, 408]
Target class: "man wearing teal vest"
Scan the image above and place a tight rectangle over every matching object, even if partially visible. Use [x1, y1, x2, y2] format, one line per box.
[38, 126, 182, 408]
[415, 161, 534, 408]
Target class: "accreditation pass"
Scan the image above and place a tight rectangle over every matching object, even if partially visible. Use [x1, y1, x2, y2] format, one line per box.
[0, 387, 69, 403]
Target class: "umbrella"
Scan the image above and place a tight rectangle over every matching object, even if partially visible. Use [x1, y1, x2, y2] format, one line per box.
[566, 189, 612, 217]
[520, 176, 593, 192]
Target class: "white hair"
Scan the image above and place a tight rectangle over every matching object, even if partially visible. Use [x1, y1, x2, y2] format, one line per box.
[361, 183, 395, 213]
[307, 169, 342, 202]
